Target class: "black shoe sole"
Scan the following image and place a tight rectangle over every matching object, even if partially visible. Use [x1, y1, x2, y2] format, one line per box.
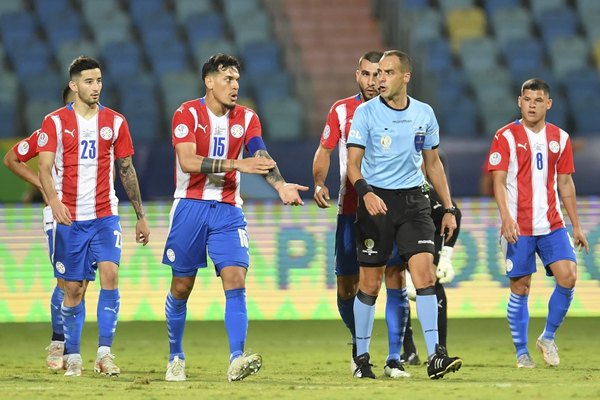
[428, 358, 463, 380]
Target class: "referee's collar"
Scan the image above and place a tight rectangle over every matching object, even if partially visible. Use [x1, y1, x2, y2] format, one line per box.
[379, 96, 410, 111]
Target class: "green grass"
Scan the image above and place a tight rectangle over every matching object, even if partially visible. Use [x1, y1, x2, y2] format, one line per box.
[0, 318, 598, 399]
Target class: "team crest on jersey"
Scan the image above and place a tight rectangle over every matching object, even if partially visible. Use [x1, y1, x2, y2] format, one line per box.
[549, 140, 560, 153]
[230, 124, 244, 138]
[37, 132, 48, 147]
[322, 125, 331, 140]
[381, 135, 392, 149]
[55, 261, 66, 274]
[505, 259, 513, 273]
[489, 151, 501, 166]
[100, 127, 113, 140]
[174, 124, 189, 138]
[166, 248, 176, 262]
[17, 141, 29, 155]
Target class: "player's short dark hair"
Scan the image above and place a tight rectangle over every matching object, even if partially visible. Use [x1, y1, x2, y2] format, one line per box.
[68, 56, 101, 78]
[382, 50, 412, 72]
[521, 78, 550, 96]
[360, 51, 384, 65]
[201, 53, 241, 81]
[62, 84, 72, 104]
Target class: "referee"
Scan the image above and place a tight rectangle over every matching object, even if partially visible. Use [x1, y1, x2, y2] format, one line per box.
[346, 50, 462, 380]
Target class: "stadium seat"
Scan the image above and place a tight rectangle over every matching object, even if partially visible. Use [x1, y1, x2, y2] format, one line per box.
[479, 93, 520, 136]
[446, 7, 486, 53]
[147, 41, 188, 77]
[159, 70, 202, 116]
[193, 38, 237, 66]
[25, 99, 62, 133]
[492, 7, 533, 45]
[437, 0, 475, 15]
[129, 0, 167, 28]
[39, 9, 83, 52]
[564, 68, 600, 103]
[101, 41, 144, 79]
[0, 70, 19, 106]
[80, 0, 120, 27]
[230, 11, 271, 48]
[251, 71, 292, 110]
[90, 12, 133, 48]
[223, 0, 261, 21]
[0, 101, 17, 137]
[502, 39, 544, 76]
[261, 98, 303, 140]
[546, 93, 569, 127]
[529, 0, 567, 21]
[538, 7, 578, 46]
[56, 40, 100, 74]
[10, 38, 53, 79]
[467, 67, 513, 97]
[240, 42, 281, 74]
[440, 98, 478, 137]
[408, 9, 443, 45]
[423, 38, 453, 72]
[184, 11, 226, 51]
[0, 11, 37, 53]
[21, 72, 64, 103]
[570, 98, 600, 135]
[0, 0, 24, 16]
[548, 36, 590, 79]
[174, 0, 214, 24]
[459, 37, 499, 73]
[483, 0, 519, 17]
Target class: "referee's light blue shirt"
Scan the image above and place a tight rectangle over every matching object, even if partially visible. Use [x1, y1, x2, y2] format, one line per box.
[347, 96, 439, 189]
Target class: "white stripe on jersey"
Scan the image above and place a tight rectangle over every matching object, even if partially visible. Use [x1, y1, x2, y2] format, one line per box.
[76, 114, 99, 220]
[335, 103, 350, 214]
[50, 115, 64, 202]
[110, 116, 123, 216]
[526, 127, 550, 234]
[174, 107, 198, 199]
[501, 129, 519, 226]
[202, 110, 229, 202]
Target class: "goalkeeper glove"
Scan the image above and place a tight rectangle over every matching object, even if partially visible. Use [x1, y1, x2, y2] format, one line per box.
[436, 246, 455, 284]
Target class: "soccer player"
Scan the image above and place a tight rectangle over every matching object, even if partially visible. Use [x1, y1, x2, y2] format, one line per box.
[346, 50, 462, 379]
[162, 53, 308, 382]
[400, 183, 462, 365]
[312, 51, 410, 379]
[2, 86, 86, 371]
[38, 56, 151, 377]
[487, 78, 589, 368]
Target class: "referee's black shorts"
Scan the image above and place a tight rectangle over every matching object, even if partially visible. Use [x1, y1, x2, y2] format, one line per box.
[355, 185, 435, 267]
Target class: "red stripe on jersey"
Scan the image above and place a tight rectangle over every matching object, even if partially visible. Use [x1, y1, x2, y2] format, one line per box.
[62, 115, 80, 219]
[511, 124, 534, 235]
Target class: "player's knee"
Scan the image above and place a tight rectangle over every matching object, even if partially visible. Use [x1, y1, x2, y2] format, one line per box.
[557, 271, 577, 289]
[337, 282, 358, 299]
[171, 280, 194, 298]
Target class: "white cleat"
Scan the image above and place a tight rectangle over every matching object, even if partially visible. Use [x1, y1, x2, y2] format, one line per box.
[46, 341, 65, 371]
[536, 336, 560, 367]
[516, 353, 536, 368]
[165, 356, 186, 382]
[384, 360, 411, 378]
[94, 352, 121, 376]
[227, 352, 262, 382]
[64, 354, 83, 377]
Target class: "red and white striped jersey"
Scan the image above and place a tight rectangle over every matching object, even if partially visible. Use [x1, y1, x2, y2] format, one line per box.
[320, 94, 363, 215]
[171, 98, 262, 206]
[12, 129, 41, 163]
[487, 120, 575, 236]
[37, 104, 134, 221]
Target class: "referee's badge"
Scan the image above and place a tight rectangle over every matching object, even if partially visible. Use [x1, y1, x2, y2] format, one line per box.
[381, 135, 392, 149]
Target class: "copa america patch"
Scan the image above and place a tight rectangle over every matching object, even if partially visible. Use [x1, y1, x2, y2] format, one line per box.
[100, 127, 113, 140]
[322, 125, 331, 140]
[37, 132, 48, 147]
[174, 124, 189, 138]
[55, 261, 66, 274]
[166, 248, 176, 262]
[489, 151, 501, 166]
[549, 140, 560, 153]
[17, 141, 29, 155]
[230, 124, 244, 138]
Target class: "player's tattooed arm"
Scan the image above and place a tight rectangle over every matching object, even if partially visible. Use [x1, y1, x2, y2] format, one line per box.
[117, 156, 146, 220]
[254, 149, 285, 189]
[199, 157, 235, 174]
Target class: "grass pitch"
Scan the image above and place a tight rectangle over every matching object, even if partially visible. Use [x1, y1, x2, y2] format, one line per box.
[0, 318, 598, 400]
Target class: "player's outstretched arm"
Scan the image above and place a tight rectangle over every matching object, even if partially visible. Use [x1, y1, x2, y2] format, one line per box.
[312, 144, 333, 208]
[175, 142, 275, 175]
[557, 173, 589, 253]
[117, 156, 150, 246]
[254, 149, 308, 205]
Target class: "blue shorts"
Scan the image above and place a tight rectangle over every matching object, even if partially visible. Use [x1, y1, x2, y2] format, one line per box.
[162, 199, 250, 277]
[53, 216, 121, 281]
[46, 228, 97, 281]
[335, 214, 359, 276]
[501, 227, 576, 278]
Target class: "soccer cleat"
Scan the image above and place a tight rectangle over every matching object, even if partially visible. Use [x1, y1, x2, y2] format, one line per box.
[350, 343, 357, 373]
[516, 353, 536, 368]
[353, 353, 376, 379]
[64, 354, 83, 377]
[383, 359, 411, 378]
[536, 336, 560, 367]
[400, 352, 421, 366]
[227, 352, 262, 382]
[165, 356, 186, 382]
[427, 344, 462, 379]
[45, 341, 65, 371]
[94, 352, 121, 376]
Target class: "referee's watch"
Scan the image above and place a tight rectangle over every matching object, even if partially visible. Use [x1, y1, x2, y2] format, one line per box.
[443, 207, 457, 215]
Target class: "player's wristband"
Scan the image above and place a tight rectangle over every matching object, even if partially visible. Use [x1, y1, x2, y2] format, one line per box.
[354, 179, 374, 198]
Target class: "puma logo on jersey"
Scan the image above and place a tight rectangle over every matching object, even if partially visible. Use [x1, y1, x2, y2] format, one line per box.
[494, 133, 499, 140]
[198, 124, 207, 133]
[64, 129, 75, 137]
[517, 142, 528, 151]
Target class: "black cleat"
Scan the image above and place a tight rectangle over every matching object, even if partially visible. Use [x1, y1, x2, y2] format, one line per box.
[427, 344, 462, 380]
[400, 351, 422, 366]
[353, 353, 376, 379]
